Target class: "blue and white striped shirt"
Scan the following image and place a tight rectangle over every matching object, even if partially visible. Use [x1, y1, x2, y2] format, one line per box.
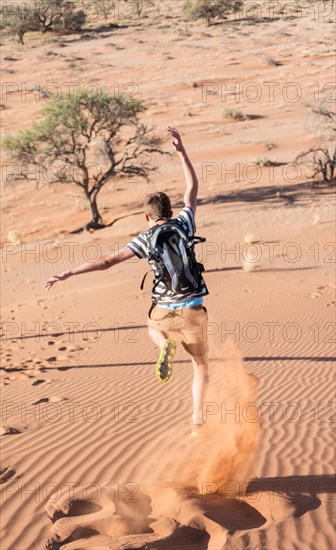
[125, 206, 208, 305]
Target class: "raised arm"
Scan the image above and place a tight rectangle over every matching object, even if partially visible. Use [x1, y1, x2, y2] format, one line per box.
[167, 126, 198, 214]
[44, 247, 135, 291]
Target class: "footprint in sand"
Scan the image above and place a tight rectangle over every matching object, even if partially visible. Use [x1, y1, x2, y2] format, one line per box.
[57, 355, 69, 362]
[308, 292, 322, 299]
[0, 467, 16, 484]
[32, 379, 52, 386]
[44, 481, 300, 550]
[0, 425, 21, 436]
[50, 396, 68, 403]
[33, 397, 50, 405]
[25, 367, 48, 377]
[57, 367, 73, 372]
[8, 373, 30, 381]
[33, 396, 68, 405]
[46, 484, 227, 550]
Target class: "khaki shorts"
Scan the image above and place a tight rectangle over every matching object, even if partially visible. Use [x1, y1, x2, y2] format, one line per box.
[147, 304, 209, 358]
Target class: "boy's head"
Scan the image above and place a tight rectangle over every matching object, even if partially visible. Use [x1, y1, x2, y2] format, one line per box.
[144, 192, 172, 225]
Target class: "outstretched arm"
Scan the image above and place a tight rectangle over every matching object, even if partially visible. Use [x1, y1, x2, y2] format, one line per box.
[44, 247, 135, 291]
[167, 126, 198, 214]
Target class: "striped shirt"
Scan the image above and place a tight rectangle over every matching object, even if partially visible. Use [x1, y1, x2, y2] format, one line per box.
[125, 206, 208, 305]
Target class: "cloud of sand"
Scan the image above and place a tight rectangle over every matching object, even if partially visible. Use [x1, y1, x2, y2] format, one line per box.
[154, 341, 261, 495]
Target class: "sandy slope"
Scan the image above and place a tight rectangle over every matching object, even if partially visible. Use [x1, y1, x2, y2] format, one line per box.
[1, 1, 336, 549]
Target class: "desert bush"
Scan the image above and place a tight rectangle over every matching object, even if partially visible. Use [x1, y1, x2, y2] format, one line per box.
[183, 0, 243, 26]
[129, 0, 146, 19]
[89, 0, 116, 19]
[32, 0, 65, 33]
[295, 105, 336, 184]
[54, 7, 86, 33]
[296, 146, 335, 184]
[34, 0, 86, 33]
[83, 0, 147, 22]
[136, 0, 145, 18]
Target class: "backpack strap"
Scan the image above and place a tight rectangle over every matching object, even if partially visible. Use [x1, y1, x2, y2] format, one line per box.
[139, 225, 164, 291]
[140, 270, 152, 290]
[148, 301, 157, 320]
[186, 235, 206, 248]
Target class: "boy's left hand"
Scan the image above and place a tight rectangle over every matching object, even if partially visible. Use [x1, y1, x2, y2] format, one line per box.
[167, 126, 184, 152]
[44, 272, 70, 292]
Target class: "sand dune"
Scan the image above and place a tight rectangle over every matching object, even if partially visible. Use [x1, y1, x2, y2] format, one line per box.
[1, 1, 335, 549]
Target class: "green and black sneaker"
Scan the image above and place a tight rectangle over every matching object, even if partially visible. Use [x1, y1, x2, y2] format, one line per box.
[156, 338, 176, 383]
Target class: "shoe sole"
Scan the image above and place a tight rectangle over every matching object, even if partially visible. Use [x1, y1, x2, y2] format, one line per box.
[156, 338, 176, 383]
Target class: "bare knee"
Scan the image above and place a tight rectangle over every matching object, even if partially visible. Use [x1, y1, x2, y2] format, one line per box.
[148, 325, 167, 347]
[192, 355, 208, 369]
[148, 326, 158, 343]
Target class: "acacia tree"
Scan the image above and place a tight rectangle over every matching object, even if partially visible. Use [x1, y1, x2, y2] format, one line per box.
[0, 0, 86, 43]
[0, 4, 39, 45]
[183, 0, 243, 26]
[3, 90, 169, 230]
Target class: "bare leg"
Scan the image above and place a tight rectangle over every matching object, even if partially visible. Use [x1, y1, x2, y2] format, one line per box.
[191, 354, 209, 424]
[148, 325, 209, 420]
[148, 326, 167, 348]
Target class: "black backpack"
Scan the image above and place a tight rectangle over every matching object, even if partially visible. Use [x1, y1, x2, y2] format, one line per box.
[140, 220, 206, 300]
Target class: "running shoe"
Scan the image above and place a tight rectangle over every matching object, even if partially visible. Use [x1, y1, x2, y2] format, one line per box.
[156, 338, 176, 383]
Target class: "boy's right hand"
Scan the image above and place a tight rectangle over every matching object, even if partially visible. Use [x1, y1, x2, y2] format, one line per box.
[167, 126, 184, 152]
[44, 272, 70, 292]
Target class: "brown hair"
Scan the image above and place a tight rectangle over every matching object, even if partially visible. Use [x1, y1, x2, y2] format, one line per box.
[144, 192, 172, 220]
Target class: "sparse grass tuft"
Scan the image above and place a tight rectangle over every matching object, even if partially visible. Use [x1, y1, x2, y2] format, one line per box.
[254, 157, 274, 167]
[222, 108, 250, 121]
[265, 56, 282, 66]
[8, 230, 22, 244]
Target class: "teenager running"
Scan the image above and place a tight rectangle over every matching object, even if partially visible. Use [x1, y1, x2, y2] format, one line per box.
[45, 127, 209, 432]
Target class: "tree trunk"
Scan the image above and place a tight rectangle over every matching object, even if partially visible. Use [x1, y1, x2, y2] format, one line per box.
[88, 191, 104, 226]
